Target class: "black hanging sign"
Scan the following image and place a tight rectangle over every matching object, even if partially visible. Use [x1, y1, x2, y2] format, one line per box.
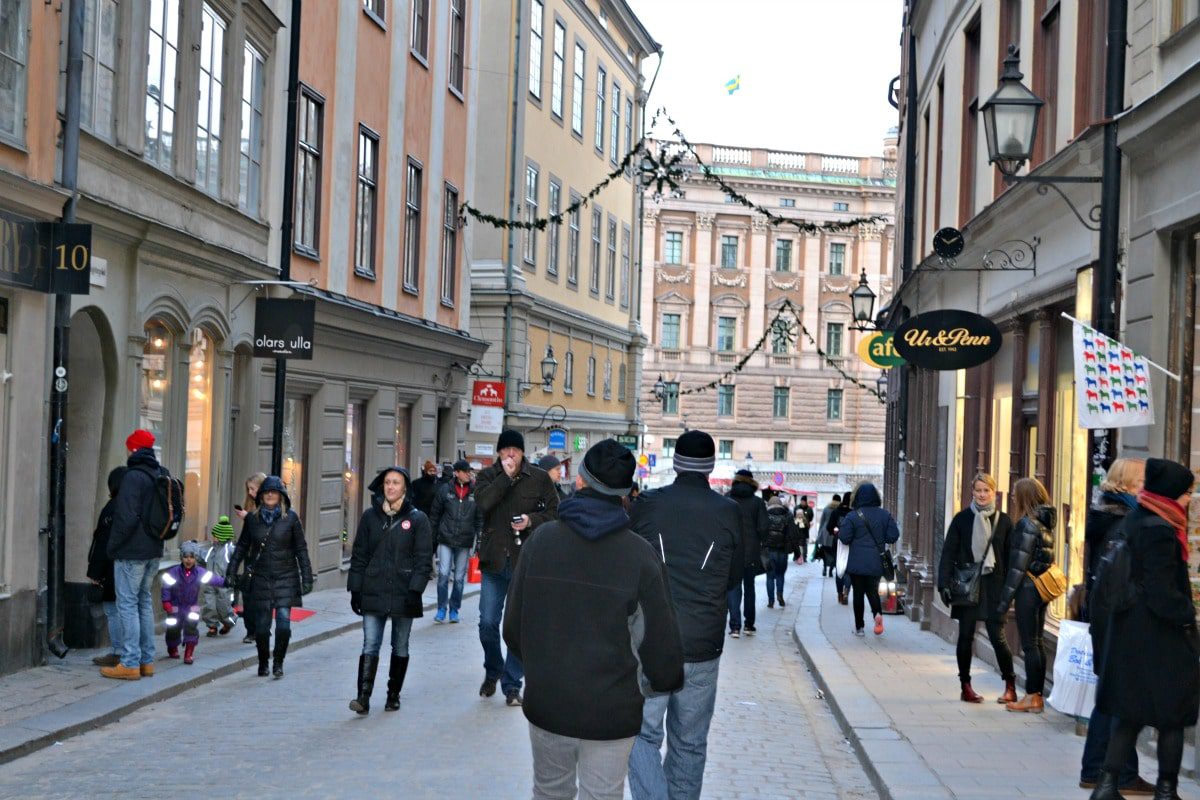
[254, 298, 316, 359]
[0, 211, 93, 295]
[894, 309, 1003, 371]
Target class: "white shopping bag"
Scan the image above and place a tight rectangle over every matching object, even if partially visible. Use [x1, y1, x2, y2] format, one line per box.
[835, 540, 850, 579]
[1047, 619, 1097, 717]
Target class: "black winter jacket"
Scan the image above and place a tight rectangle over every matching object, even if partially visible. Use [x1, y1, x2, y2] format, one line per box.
[474, 459, 560, 572]
[409, 475, 439, 515]
[87, 498, 119, 602]
[996, 505, 1056, 613]
[937, 507, 1013, 622]
[763, 505, 800, 552]
[228, 504, 314, 612]
[429, 480, 483, 550]
[630, 472, 742, 663]
[505, 491, 685, 740]
[107, 449, 166, 561]
[729, 481, 768, 574]
[347, 495, 433, 617]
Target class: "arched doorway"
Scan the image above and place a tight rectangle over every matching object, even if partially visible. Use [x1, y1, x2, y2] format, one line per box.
[63, 308, 117, 648]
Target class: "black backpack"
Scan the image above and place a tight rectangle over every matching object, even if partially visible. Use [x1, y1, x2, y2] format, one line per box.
[138, 465, 185, 541]
[1090, 518, 1153, 620]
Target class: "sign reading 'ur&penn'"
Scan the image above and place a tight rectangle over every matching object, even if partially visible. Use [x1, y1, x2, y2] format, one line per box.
[893, 309, 1002, 371]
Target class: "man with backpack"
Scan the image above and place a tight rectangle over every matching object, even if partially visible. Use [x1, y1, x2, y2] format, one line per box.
[102, 429, 172, 680]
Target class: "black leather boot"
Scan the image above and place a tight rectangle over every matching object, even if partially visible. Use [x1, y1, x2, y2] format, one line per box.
[255, 635, 271, 677]
[1088, 771, 1126, 800]
[385, 655, 409, 711]
[272, 631, 290, 678]
[1153, 775, 1180, 800]
[349, 654, 379, 715]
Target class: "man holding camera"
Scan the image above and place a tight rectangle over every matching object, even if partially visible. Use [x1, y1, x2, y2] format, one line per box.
[474, 429, 559, 706]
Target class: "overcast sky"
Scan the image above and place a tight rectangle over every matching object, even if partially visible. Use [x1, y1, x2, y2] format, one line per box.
[628, 0, 904, 159]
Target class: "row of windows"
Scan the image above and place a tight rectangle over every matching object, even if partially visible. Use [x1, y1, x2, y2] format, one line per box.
[556, 352, 627, 401]
[664, 231, 847, 274]
[531, 0, 634, 164]
[363, 0, 467, 93]
[661, 314, 846, 358]
[659, 384, 844, 421]
[525, 165, 632, 305]
[661, 437, 843, 464]
[777, 198, 850, 212]
[294, 91, 458, 303]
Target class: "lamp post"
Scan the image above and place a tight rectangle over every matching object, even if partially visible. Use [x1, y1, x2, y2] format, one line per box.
[876, 371, 889, 399]
[652, 374, 665, 402]
[850, 270, 878, 332]
[540, 345, 558, 391]
[980, 47, 1044, 178]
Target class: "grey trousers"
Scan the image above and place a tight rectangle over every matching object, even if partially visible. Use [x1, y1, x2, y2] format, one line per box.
[529, 722, 636, 800]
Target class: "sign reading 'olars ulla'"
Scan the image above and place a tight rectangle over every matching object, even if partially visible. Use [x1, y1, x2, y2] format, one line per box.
[893, 309, 1003, 371]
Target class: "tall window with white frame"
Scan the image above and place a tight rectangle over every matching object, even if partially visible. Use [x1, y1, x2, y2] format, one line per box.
[618, 363, 627, 403]
[620, 225, 631, 308]
[661, 381, 679, 414]
[624, 97, 633, 168]
[563, 351, 574, 393]
[664, 231, 682, 265]
[774, 441, 788, 461]
[364, 0, 384, 19]
[589, 208, 602, 294]
[145, 0, 180, 168]
[661, 313, 680, 349]
[449, 0, 466, 94]
[826, 322, 843, 357]
[547, 180, 561, 277]
[717, 384, 734, 417]
[404, 159, 422, 292]
[440, 184, 458, 304]
[196, 5, 226, 195]
[294, 88, 323, 253]
[775, 239, 792, 272]
[718, 439, 733, 459]
[523, 164, 538, 267]
[411, 0, 429, 59]
[773, 386, 789, 418]
[0, 0, 28, 142]
[720, 235, 738, 268]
[594, 65, 606, 153]
[610, 84, 620, 165]
[828, 443, 842, 463]
[586, 356, 596, 396]
[828, 242, 846, 275]
[717, 316, 736, 352]
[605, 216, 617, 299]
[567, 199, 580, 285]
[663, 438, 676, 457]
[82, 0, 118, 141]
[528, 0, 543, 100]
[571, 44, 584, 136]
[772, 322, 790, 354]
[827, 388, 843, 420]
[603, 360, 612, 400]
[239, 44, 266, 216]
[550, 20, 564, 118]
[355, 127, 379, 277]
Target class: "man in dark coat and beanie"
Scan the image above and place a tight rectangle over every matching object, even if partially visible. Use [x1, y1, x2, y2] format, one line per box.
[101, 430, 166, 680]
[727, 469, 768, 637]
[1090, 458, 1198, 800]
[628, 429, 741, 800]
[505, 440, 684, 800]
[409, 460, 440, 516]
[474, 429, 560, 706]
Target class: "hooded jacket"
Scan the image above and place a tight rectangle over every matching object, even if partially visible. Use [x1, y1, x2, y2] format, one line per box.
[836, 484, 900, 577]
[504, 491, 685, 740]
[996, 505, 1057, 613]
[161, 563, 225, 612]
[347, 467, 434, 617]
[409, 472, 440, 516]
[429, 478, 483, 550]
[87, 498, 120, 602]
[108, 448, 166, 561]
[763, 503, 801, 552]
[227, 476, 314, 611]
[630, 472, 742, 663]
[729, 479, 769, 573]
[474, 458, 560, 572]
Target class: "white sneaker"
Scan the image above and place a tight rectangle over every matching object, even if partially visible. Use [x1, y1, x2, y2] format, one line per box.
[854, 628, 866, 637]
[730, 629, 741, 639]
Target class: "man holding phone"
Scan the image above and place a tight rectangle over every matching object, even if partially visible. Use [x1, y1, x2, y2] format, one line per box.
[474, 429, 559, 706]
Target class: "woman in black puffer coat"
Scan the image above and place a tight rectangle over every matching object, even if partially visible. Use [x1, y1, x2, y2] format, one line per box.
[347, 467, 433, 715]
[995, 477, 1055, 714]
[227, 475, 314, 678]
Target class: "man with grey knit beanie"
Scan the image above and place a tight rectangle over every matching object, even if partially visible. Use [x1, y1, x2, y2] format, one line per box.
[628, 429, 742, 800]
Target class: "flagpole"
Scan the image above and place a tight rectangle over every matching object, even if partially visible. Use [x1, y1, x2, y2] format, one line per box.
[1061, 312, 1181, 382]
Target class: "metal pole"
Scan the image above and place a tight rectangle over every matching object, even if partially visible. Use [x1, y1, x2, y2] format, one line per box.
[43, 0, 86, 660]
[900, 6, 918, 281]
[502, 0, 524, 422]
[270, 0, 303, 476]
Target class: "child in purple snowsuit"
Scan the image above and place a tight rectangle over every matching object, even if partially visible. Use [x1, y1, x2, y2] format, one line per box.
[162, 541, 226, 664]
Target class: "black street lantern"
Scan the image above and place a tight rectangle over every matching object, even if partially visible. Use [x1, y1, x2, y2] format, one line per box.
[652, 374, 666, 401]
[876, 371, 889, 398]
[540, 345, 558, 390]
[850, 270, 877, 331]
[981, 46, 1044, 177]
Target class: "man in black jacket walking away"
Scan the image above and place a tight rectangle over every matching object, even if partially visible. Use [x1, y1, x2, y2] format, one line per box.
[505, 440, 684, 800]
[429, 459, 482, 624]
[727, 469, 768, 637]
[628, 430, 741, 800]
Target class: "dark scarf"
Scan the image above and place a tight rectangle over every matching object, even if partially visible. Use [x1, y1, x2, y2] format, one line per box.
[1137, 490, 1189, 562]
[1101, 490, 1138, 511]
[259, 505, 282, 526]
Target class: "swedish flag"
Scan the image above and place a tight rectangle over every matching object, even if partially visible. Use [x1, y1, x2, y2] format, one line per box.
[724, 75, 741, 95]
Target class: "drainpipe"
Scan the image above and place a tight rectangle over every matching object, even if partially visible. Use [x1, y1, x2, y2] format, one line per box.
[502, 0, 524, 423]
[43, 0, 86, 660]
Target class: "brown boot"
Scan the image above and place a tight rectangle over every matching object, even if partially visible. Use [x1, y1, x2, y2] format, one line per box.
[996, 678, 1018, 704]
[838, 590, 848, 605]
[1005, 693, 1043, 713]
[960, 681, 984, 703]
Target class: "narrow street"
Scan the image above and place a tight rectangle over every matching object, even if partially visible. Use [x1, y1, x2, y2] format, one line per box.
[0, 567, 874, 800]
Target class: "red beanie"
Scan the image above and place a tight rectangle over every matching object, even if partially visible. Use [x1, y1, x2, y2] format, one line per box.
[126, 429, 155, 451]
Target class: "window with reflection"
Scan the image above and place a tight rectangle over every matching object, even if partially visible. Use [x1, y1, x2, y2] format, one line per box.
[181, 329, 214, 542]
[139, 320, 172, 448]
[342, 402, 366, 563]
[281, 396, 308, 521]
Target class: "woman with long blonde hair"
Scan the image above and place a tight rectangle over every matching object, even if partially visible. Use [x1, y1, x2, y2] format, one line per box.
[996, 477, 1055, 713]
[236, 472, 267, 643]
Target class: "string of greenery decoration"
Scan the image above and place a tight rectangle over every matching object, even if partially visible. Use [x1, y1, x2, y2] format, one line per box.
[672, 299, 885, 405]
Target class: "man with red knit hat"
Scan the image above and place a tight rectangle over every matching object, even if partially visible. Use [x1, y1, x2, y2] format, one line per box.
[101, 429, 165, 680]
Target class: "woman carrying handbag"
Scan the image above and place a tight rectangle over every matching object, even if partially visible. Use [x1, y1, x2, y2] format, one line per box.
[937, 473, 1017, 704]
[837, 482, 900, 636]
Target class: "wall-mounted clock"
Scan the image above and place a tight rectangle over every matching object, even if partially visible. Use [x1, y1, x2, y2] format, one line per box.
[933, 227, 965, 259]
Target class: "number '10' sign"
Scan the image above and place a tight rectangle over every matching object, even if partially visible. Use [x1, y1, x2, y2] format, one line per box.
[0, 215, 92, 295]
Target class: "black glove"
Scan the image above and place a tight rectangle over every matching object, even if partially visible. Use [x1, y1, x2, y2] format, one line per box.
[225, 571, 240, 591]
[350, 591, 363, 616]
[939, 588, 952, 607]
[404, 590, 424, 617]
[301, 580, 313, 596]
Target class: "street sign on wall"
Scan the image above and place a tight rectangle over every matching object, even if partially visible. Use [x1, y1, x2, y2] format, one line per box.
[470, 380, 505, 435]
[548, 429, 567, 450]
[893, 309, 1002, 370]
[253, 298, 316, 358]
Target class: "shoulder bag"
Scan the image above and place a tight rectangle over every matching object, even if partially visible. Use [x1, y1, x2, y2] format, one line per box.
[1031, 563, 1068, 603]
[948, 524, 994, 607]
[856, 510, 896, 582]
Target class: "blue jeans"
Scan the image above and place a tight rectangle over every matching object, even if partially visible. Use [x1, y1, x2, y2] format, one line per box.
[114, 559, 158, 668]
[254, 606, 292, 637]
[437, 545, 470, 612]
[102, 600, 122, 656]
[629, 657, 721, 800]
[479, 563, 523, 694]
[764, 550, 789, 603]
[361, 613, 414, 657]
[726, 574, 756, 631]
[1081, 705, 1139, 786]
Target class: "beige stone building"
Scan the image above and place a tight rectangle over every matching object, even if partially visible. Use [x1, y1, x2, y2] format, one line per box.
[468, 0, 658, 466]
[639, 139, 896, 496]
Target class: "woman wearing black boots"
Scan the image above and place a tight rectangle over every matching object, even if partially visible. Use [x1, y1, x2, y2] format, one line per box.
[1090, 458, 1198, 800]
[938, 473, 1017, 704]
[227, 475, 314, 678]
[347, 467, 433, 714]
